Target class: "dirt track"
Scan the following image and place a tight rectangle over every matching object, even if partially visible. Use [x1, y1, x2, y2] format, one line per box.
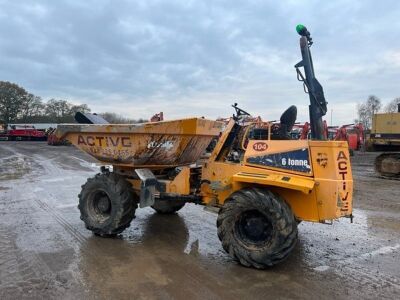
[0, 142, 400, 299]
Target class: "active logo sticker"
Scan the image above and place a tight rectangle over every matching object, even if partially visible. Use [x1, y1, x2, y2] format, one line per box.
[77, 135, 131, 147]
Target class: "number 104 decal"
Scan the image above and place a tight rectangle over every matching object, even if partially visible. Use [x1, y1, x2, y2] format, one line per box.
[252, 142, 268, 151]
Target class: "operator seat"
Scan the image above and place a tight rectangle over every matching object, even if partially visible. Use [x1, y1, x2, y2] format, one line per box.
[248, 105, 298, 141]
[273, 105, 297, 140]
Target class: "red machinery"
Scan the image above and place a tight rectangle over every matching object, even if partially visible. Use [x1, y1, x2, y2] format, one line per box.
[150, 112, 164, 122]
[331, 123, 365, 150]
[291, 121, 365, 153]
[47, 128, 69, 145]
[291, 122, 311, 140]
[0, 125, 47, 141]
[291, 121, 328, 140]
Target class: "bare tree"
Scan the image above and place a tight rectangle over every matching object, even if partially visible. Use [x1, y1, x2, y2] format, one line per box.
[100, 112, 146, 124]
[357, 95, 382, 129]
[45, 99, 72, 121]
[20, 93, 45, 121]
[384, 97, 400, 113]
[70, 104, 91, 115]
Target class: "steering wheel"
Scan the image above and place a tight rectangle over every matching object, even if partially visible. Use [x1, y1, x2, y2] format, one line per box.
[232, 103, 251, 121]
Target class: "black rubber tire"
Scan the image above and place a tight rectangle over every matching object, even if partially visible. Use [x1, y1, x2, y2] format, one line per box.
[78, 173, 137, 236]
[151, 200, 185, 214]
[217, 188, 298, 269]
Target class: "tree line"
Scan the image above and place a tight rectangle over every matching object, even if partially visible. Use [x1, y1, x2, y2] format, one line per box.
[0, 81, 145, 124]
[357, 95, 400, 130]
[1, 80, 398, 128]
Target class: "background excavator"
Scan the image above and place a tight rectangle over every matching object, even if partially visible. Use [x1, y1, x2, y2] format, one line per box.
[369, 104, 400, 178]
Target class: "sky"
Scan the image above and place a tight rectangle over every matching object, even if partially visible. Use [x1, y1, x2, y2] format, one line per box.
[1, 0, 399, 125]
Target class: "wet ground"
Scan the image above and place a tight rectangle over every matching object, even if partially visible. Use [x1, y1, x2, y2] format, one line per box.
[0, 142, 399, 299]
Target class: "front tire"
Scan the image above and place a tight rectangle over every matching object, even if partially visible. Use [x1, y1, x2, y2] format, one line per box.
[217, 188, 298, 268]
[78, 173, 137, 236]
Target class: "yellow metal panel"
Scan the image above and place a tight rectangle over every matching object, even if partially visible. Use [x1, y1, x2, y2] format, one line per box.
[372, 112, 400, 134]
[57, 118, 223, 136]
[209, 119, 235, 161]
[245, 140, 314, 177]
[309, 142, 353, 219]
[271, 187, 320, 221]
[245, 140, 310, 156]
[232, 172, 314, 194]
[200, 161, 320, 220]
[370, 113, 400, 145]
[164, 166, 191, 195]
[393, 113, 400, 133]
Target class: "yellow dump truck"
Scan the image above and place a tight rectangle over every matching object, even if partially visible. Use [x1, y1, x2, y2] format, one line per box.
[56, 25, 353, 268]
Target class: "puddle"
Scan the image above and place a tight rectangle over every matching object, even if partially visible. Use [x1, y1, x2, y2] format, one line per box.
[0, 155, 33, 180]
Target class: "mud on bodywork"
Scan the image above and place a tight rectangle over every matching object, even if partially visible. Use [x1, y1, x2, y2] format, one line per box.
[72, 134, 213, 166]
[56, 118, 222, 167]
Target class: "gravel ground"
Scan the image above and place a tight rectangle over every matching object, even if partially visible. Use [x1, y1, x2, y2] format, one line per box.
[0, 142, 399, 299]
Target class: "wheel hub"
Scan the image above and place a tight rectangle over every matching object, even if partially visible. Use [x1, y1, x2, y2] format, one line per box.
[97, 196, 111, 213]
[236, 210, 273, 245]
[91, 191, 112, 219]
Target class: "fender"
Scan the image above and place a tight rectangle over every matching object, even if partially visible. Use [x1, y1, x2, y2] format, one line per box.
[232, 171, 315, 194]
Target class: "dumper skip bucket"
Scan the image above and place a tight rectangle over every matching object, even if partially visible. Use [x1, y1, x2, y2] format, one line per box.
[56, 118, 222, 168]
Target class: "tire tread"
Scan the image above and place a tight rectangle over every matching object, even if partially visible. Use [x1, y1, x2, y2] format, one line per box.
[217, 187, 298, 268]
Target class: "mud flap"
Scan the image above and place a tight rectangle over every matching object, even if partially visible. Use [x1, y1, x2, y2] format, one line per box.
[134, 169, 157, 208]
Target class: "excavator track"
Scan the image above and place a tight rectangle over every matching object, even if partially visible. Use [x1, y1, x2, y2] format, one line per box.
[374, 153, 400, 179]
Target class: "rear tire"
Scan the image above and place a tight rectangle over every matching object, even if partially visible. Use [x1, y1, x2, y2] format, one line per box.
[151, 200, 185, 214]
[217, 188, 298, 268]
[78, 173, 137, 236]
